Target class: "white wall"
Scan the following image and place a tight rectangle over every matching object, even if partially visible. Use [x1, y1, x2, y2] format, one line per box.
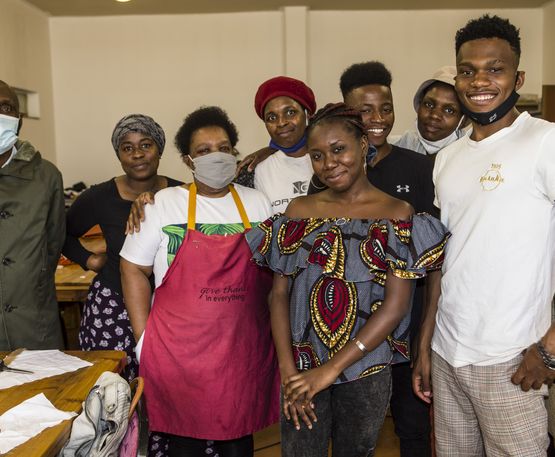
[0, 0, 57, 163]
[309, 8, 543, 135]
[50, 7, 545, 186]
[543, 0, 555, 84]
[50, 12, 283, 185]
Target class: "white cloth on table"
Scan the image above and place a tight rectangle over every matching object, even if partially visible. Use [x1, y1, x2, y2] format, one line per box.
[0, 350, 92, 390]
[0, 393, 76, 454]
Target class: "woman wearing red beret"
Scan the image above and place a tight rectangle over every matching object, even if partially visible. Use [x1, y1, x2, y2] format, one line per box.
[237, 76, 317, 215]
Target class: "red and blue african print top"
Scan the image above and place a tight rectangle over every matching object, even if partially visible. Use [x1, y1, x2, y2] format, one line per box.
[247, 213, 449, 384]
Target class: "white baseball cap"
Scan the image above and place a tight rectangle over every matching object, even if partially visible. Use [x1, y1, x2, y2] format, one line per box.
[413, 66, 457, 111]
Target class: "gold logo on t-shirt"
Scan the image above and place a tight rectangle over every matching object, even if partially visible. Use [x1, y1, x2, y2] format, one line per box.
[480, 163, 504, 191]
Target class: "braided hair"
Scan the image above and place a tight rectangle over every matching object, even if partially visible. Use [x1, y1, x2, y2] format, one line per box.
[307, 102, 366, 141]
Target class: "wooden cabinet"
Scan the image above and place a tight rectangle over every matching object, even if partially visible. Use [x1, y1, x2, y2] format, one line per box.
[542, 85, 555, 122]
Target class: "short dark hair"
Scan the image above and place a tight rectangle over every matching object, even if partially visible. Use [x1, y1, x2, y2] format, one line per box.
[339, 61, 392, 98]
[174, 106, 239, 157]
[455, 15, 521, 62]
[307, 102, 366, 141]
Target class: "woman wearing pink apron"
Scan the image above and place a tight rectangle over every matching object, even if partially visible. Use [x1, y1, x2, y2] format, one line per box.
[121, 107, 279, 457]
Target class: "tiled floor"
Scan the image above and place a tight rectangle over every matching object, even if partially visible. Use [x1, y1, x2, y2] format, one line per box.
[253, 416, 400, 456]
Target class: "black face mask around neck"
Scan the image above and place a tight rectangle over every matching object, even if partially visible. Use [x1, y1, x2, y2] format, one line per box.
[461, 90, 520, 126]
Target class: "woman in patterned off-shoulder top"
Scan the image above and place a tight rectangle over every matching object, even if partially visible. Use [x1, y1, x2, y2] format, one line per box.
[246, 103, 450, 457]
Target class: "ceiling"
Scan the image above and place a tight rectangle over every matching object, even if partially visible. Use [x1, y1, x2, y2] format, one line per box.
[26, 0, 553, 16]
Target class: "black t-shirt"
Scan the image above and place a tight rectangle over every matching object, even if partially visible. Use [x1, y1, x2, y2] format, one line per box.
[62, 177, 183, 295]
[365, 145, 437, 216]
[308, 145, 437, 217]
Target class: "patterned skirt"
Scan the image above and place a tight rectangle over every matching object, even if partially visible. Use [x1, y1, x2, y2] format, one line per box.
[78, 277, 138, 381]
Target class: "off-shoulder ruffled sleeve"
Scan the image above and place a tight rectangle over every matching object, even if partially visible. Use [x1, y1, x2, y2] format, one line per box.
[385, 213, 450, 279]
[246, 213, 449, 282]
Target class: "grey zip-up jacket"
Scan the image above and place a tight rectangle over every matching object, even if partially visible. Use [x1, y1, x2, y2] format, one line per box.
[0, 140, 65, 350]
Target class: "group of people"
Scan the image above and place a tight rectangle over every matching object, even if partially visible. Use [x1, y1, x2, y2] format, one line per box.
[0, 13, 554, 457]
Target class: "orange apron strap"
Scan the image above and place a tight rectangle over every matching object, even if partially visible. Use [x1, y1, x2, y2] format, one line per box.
[188, 183, 251, 231]
[229, 185, 251, 229]
[187, 183, 197, 231]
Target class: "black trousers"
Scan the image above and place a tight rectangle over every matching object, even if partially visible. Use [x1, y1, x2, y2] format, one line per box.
[390, 362, 432, 457]
[388, 281, 432, 457]
[167, 434, 253, 457]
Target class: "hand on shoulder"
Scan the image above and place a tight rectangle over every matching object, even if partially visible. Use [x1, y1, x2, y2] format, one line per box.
[237, 146, 276, 173]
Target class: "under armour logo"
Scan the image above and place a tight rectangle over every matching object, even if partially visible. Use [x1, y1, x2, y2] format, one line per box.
[293, 181, 309, 195]
[396, 185, 410, 193]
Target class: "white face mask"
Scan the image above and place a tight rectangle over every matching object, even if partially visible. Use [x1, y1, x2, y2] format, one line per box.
[415, 118, 463, 155]
[0, 114, 19, 154]
[191, 151, 237, 189]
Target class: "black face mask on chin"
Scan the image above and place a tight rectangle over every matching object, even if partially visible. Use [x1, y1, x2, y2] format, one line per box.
[461, 90, 520, 126]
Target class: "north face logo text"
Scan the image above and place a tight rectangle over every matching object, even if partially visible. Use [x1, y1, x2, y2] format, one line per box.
[293, 181, 309, 195]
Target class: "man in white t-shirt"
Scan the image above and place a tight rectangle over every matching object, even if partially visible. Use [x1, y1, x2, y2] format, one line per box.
[412, 15, 555, 456]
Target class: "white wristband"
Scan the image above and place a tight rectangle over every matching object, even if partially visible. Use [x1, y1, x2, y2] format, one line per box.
[353, 338, 368, 354]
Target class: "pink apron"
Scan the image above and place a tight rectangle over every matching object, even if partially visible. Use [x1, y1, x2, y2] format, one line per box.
[140, 183, 279, 439]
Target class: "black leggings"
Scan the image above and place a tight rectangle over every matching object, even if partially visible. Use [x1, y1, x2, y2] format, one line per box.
[168, 434, 253, 457]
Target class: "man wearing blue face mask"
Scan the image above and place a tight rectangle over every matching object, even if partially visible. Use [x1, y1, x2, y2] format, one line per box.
[0, 80, 65, 351]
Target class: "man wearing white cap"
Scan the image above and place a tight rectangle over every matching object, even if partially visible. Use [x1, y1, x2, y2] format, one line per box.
[395, 66, 466, 156]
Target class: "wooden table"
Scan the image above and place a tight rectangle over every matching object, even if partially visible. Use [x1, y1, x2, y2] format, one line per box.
[0, 350, 126, 457]
[56, 235, 107, 348]
[55, 264, 97, 302]
[56, 235, 106, 303]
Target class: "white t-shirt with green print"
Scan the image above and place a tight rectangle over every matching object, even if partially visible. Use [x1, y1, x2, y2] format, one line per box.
[120, 184, 272, 289]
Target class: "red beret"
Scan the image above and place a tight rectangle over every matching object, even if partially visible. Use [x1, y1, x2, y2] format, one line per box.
[254, 76, 317, 120]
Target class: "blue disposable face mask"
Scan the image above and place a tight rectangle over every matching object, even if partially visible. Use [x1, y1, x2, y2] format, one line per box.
[269, 133, 307, 154]
[0, 114, 19, 154]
